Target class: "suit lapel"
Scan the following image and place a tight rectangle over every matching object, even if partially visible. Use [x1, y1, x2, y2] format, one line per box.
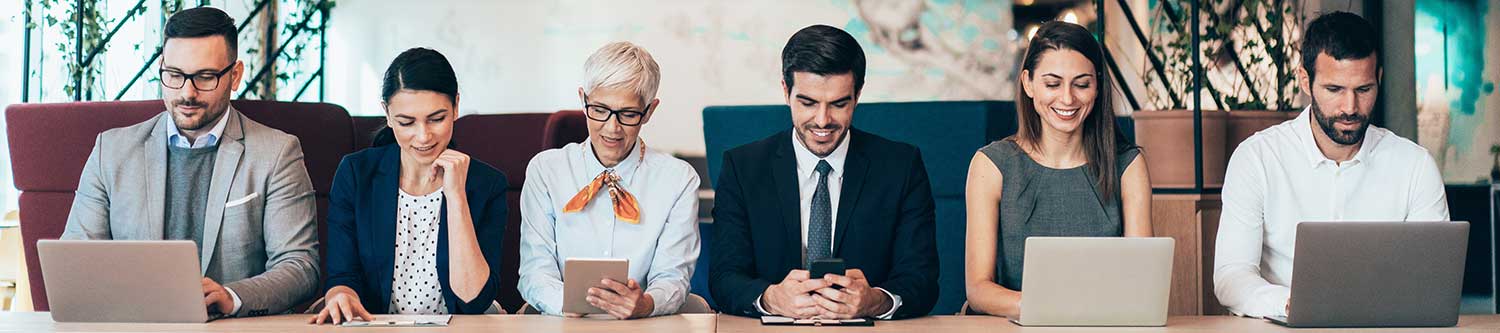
[145, 113, 170, 240]
[833, 133, 868, 256]
[436, 193, 451, 311]
[200, 110, 245, 274]
[770, 132, 804, 268]
[373, 146, 401, 305]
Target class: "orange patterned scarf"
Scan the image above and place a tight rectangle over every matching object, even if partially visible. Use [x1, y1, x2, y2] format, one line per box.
[562, 140, 646, 223]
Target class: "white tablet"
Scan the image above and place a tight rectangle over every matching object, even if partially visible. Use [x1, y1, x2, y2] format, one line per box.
[562, 258, 630, 314]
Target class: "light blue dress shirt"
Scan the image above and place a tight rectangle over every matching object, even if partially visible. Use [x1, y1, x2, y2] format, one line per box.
[518, 138, 701, 316]
[164, 109, 229, 149]
[162, 108, 241, 314]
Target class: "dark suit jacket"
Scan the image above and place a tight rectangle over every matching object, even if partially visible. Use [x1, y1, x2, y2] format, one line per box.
[324, 145, 508, 314]
[709, 128, 939, 319]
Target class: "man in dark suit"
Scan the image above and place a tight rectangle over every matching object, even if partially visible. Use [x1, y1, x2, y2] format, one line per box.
[709, 24, 939, 320]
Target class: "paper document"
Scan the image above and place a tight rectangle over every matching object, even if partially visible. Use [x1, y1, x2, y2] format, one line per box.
[760, 315, 873, 326]
[340, 314, 452, 327]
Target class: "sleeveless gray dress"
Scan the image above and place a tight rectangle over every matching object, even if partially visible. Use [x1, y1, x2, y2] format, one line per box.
[978, 139, 1140, 290]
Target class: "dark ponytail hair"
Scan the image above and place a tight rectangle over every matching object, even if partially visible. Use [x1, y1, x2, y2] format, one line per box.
[371, 47, 460, 148]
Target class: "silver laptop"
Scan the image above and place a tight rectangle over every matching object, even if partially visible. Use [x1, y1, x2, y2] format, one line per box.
[38, 240, 210, 323]
[1013, 237, 1174, 326]
[1267, 221, 1468, 328]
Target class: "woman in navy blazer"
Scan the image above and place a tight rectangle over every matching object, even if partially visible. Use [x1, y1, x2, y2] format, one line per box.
[311, 48, 507, 324]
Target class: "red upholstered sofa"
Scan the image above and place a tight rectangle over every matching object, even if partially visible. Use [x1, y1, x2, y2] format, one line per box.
[542, 110, 588, 149]
[6, 100, 586, 313]
[349, 111, 586, 312]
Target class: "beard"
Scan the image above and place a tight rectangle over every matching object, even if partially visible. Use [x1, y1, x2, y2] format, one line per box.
[1309, 95, 1370, 146]
[168, 95, 228, 131]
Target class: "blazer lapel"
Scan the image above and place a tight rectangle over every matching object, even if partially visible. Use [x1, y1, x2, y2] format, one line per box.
[435, 195, 451, 311]
[832, 134, 868, 256]
[770, 132, 803, 268]
[200, 110, 245, 274]
[372, 146, 401, 305]
[144, 113, 170, 240]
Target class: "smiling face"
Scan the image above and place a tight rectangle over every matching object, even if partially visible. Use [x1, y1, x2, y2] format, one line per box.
[1301, 52, 1380, 146]
[1020, 49, 1097, 137]
[160, 35, 242, 134]
[785, 72, 857, 157]
[580, 86, 655, 167]
[385, 90, 456, 165]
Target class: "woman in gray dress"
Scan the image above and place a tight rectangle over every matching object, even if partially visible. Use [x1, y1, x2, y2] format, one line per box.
[963, 21, 1153, 318]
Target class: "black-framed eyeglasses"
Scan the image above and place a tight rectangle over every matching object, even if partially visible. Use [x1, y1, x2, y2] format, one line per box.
[582, 94, 649, 126]
[159, 63, 235, 91]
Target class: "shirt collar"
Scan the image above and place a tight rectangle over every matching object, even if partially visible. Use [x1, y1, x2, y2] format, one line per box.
[792, 129, 851, 179]
[1293, 106, 1385, 168]
[165, 107, 231, 149]
[580, 136, 646, 184]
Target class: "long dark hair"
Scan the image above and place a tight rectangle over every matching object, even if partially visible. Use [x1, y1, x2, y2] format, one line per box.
[1012, 21, 1127, 202]
[371, 47, 460, 148]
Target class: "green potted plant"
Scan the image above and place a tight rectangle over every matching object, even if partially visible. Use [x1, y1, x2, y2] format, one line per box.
[1206, 0, 1305, 153]
[1131, 0, 1304, 189]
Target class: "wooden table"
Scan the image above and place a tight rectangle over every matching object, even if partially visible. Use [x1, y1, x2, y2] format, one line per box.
[4, 312, 1500, 332]
[715, 315, 1500, 332]
[0, 312, 716, 332]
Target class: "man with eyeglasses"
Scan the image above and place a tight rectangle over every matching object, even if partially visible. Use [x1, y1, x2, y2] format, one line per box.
[61, 7, 320, 318]
[517, 41, 701, 319]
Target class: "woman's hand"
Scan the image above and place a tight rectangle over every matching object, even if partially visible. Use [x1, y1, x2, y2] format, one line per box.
[587, 278, 654, 320]
[308, 286, 374, 325]
[433, 149, 471, 196]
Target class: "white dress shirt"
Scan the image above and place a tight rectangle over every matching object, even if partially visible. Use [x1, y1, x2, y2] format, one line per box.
[752, 132, 903, 319]
[518, 138, 701, 317]
[1214, 108, 1450, 318]
[794, 132, 848, 255]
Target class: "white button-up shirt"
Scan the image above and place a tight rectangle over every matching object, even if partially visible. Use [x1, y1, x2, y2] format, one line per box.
[518, 138, 701, 317]
[793, 131, 849, 255]
[1214, 108, 1449, 318]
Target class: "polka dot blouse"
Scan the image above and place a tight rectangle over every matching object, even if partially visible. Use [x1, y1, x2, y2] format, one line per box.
[389, 188, 448, 315]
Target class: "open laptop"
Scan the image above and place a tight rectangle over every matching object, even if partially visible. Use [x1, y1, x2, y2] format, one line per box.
[1267, 221, 1468, 328]
[1012, 237, 1174, 326]
[38, 240, 210, 323]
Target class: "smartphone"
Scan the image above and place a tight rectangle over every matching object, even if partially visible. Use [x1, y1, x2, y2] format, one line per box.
[809, 258, 845, 281]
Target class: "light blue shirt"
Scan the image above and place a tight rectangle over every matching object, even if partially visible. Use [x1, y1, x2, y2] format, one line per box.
[518, 138, 701, 316]
[161, 108, 240, 314]
[164, 108, 230, 149]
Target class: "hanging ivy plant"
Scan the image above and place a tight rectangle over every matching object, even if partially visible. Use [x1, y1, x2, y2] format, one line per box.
[25, 0, 330, 101]
[35, 0, 123, 100]
[1141, 0, 1305, 111]
[239, 0, 336, 100]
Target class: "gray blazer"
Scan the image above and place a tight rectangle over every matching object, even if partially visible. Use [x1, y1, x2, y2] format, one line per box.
[62, 107, 320, 317]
